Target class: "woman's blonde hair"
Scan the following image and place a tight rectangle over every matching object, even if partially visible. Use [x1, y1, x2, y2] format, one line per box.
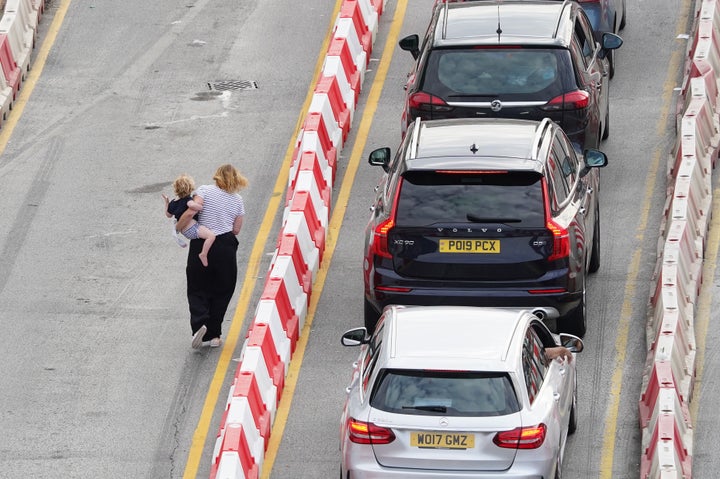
[173, 174, 195, 198]
[213, 164, 248, 193]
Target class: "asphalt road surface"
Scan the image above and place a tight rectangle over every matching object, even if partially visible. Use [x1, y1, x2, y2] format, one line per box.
[1, 1, 715, 479]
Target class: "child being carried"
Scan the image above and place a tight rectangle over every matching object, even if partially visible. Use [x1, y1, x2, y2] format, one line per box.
[163, 174, 216, 267]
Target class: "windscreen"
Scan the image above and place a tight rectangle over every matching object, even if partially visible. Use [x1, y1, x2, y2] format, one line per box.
[370, 369, 520, 417]
[422, 48, 571, 99]
[395, 171, 545, 228]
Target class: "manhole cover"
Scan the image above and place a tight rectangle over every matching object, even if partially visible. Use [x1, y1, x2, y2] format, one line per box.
[208, 80, 258, 91]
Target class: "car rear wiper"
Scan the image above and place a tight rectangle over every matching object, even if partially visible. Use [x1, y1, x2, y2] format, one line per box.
[466, 214, 522, 223]
[402, 405, 448, 413]
[448, 94, 498, 98]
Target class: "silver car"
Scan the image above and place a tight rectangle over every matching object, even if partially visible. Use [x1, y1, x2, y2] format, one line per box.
[339, 305, 584, 478]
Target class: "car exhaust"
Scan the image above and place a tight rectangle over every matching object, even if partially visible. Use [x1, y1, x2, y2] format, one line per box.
[532, 308, 559, 320]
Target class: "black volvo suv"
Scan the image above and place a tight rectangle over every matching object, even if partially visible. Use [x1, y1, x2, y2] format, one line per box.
[363, 118, 607, 337]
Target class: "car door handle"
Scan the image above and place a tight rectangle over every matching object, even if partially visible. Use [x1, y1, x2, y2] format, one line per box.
[579, 207, 587, 216]
[553, 392, 561, 402]
[587, 187, 593, 194]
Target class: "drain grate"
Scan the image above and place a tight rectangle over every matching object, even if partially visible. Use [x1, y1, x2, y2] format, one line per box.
[207, 80, 258, 91]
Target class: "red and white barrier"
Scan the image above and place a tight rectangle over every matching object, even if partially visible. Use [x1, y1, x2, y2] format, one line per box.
[210, 1, 386, 474]
[642, 1, 720, 476]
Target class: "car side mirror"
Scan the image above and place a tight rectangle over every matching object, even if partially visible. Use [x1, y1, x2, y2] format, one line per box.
[399, 34, 420, 60]
[579, 148, 608, 177]
[559, 333, 584, 353]
[598, 32, 623, 59]
[341, 327, 369, 346]
[369, 147, 392, 173]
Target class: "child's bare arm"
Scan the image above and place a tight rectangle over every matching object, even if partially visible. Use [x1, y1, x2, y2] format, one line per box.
[162, 194, 173, 218]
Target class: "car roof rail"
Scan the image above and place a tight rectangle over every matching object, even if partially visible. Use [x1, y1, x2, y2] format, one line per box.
[530, 118, 553, 160]
[553, 0, 573, 39]
[410, 118, 422, 159]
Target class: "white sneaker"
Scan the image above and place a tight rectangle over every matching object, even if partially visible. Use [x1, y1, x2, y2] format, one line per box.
[209, 337, 222, 348]
[191, 325, 207, 349]
[172, 221, 188, 248]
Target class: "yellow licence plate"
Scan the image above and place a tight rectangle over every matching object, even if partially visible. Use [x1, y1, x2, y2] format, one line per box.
[438, 239, 500, 253]
[410, 432, 475, 449]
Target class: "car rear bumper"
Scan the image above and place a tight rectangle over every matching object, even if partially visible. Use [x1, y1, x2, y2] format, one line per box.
[367, 286, 581, 323]
[344, 461, 548, 478]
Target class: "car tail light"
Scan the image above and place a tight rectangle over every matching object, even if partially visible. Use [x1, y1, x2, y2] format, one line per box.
[547, 219, 570, 261]
[542, 179, 570, 261]
[370, 218, 394, 259]
[493, 424, 547, 449]
[408, 91, 453, 113]
[347, 418, 396, 444]
[542, 90, 589, 111]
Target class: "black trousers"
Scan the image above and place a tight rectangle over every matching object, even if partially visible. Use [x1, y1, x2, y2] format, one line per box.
[186, 232, 239, 340]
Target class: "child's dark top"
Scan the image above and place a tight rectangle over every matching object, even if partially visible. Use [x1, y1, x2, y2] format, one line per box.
[167, 196, 197, 222]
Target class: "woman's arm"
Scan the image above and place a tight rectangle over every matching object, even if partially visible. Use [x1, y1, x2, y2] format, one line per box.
[176, 195, 202, 232]
[187, 199, 203, 211]
[232, 215, 243, 235]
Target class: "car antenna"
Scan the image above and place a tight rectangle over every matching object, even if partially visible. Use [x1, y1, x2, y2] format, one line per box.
[496, 4, 502, 42]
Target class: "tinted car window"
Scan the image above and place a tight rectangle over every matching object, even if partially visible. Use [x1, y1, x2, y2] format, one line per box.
[370, 369, 520, 417]
[361, 323, 384, 394]
[395, 171, 545, 227]
[522, 327, 548, 403]
[422, 48, 572, 99]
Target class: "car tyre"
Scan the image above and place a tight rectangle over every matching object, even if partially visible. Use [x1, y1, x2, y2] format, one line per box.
[568, 380, 578, 435]
[559, 285, 586, 337]
[619, 5, 627, 30]
[588, 203, 601, 273]
[602, 103, 610, 140]
[364, 298, 380, 333]
[608, 49, 615, 80]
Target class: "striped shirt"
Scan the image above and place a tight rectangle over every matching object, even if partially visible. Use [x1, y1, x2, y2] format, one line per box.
[195, 184, 245, 235]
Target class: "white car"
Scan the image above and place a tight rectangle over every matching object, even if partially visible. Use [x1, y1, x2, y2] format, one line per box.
[339, 305, 584, 478]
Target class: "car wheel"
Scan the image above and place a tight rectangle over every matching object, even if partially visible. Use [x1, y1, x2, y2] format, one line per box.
[608, 49, 615, 80]
[555, 456, 563, 479]
[568, 380, 578, 435]
[619, 4, 627, 30]
[364, 298, 380, 333]
[602, 102, 610, 141]
[559, 286, 586, 337]
[588, 203, 601, 273]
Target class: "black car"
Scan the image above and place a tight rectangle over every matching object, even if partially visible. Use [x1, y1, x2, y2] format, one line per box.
[399, 0, 622, 151]
[363, 118, 608, 337]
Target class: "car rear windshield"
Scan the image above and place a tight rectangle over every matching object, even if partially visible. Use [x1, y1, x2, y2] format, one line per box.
[370, 369, 520, 417]
[421, 47, 573, 99]
[396, 171, 545, 227]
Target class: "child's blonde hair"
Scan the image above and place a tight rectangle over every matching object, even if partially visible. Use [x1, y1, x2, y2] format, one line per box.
[173, 174, 195, 198]
[213, 164, 249, 193]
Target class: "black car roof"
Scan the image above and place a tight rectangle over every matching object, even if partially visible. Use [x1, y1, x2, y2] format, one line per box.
[435, 1, 575, 48]
[404, 118, 550, 173]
